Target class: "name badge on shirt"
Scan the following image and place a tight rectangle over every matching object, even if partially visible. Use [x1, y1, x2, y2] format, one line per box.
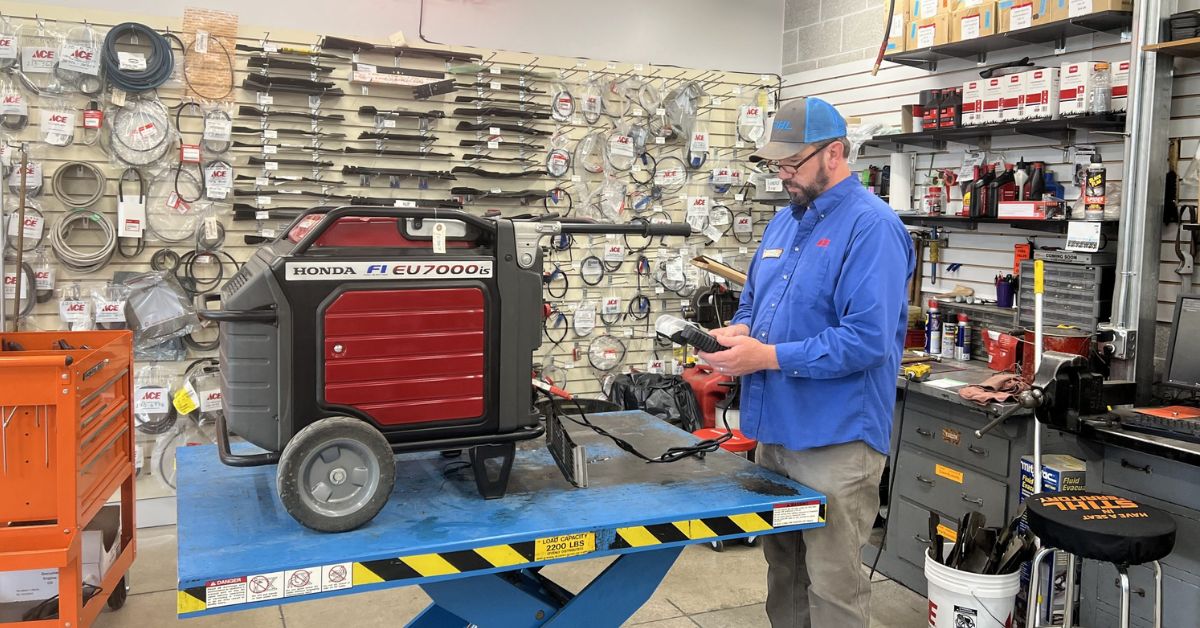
[761, 248, 784, 259]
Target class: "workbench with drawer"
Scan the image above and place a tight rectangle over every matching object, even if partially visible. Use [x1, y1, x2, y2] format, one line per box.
[864, 363, 1082, 595]
[1074, 417, 1200, 628]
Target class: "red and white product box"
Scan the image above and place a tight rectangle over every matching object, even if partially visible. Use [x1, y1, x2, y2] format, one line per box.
[1002, 73, 1025, 122]
[1110, 60, 1130, 112]
[1022, 67, 1060, 120]
[962, 80, 982, 126]
[981, 77, 1004, 124]
[1059, 61, 1110, 116]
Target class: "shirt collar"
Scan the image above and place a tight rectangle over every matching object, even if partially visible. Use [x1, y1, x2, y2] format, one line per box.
[788, 173, 859, 219]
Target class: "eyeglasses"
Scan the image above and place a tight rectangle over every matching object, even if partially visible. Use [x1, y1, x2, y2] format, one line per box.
[759, 140, 836, 176]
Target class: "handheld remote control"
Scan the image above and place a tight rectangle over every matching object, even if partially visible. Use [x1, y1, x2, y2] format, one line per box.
[655, 315, 729, 353]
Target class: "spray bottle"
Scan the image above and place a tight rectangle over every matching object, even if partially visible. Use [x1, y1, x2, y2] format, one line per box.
[925, 299, 942, 355]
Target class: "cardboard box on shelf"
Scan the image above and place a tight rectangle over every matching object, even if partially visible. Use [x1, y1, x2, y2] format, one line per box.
[909, 15, 950, 49]
[1059, 0, 1132, 20]
[886, 9, 909, 54]
[1023, 67, 1060, 119]
[1059, 61, 1111, 116]
[912, 0, 952, 19]
[1111, 59, 1130, 112]
[951, 2, 998, 41]
[981, 76, 1004, 124]
[962, 80, 983, 126]
[0, 505, 121, 603]
[1001, 72, 1025, 121]
[998, 0, 1056, 31]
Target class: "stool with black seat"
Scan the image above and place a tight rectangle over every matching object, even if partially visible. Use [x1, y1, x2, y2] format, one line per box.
[1024, 491, 1177, 628]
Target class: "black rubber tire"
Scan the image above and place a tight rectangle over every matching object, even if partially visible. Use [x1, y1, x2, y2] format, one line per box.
[709, 540, 726, 553]
[276, 417, 396, 532]
[106, 576, 128, 610]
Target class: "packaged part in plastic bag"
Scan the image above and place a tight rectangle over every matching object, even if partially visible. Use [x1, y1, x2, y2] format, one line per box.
[122, 270, 198, 349]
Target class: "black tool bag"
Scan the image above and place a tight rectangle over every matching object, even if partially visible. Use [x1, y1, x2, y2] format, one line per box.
[607, 373, 703, 433]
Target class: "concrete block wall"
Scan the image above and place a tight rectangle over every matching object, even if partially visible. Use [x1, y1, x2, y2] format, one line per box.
[782, 0, 887, 73]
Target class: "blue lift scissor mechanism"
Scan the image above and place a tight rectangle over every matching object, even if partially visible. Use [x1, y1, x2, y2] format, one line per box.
[176, 411, 827, 626]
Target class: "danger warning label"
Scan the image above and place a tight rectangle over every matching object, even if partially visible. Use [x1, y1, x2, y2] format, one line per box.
[772, 501, 824, 527]
[204, 577, 248, 608]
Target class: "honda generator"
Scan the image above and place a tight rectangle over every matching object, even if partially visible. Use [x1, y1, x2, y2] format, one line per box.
[201, 206, 690, 532]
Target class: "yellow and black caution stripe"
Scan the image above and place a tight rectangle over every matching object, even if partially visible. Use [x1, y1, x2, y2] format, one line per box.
[354, 540, 538, 582]
[610, 506, 825, 549]
[178, 588, 207, 614]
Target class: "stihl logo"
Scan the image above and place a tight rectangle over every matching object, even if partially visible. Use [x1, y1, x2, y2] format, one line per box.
[31, 49, 54, 59]
[48, 114, 68, 124]
[141, 390, 163, 401]
[65, 303, 85, 312]
[68, 48, 93, 60]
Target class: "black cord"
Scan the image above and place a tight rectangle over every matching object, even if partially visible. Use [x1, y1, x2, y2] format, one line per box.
[547, 393, 731, 464]
[543, 308, 568, 349]
[580, 255, 605, 286]
[624, 218, 653, 253]
[627, 294, 651, 320]
[151, 248, 180, 272]
[103, 23, 175, 92]
[631, 151, 657, 185]
[183, 33, 234, 101]
[543, 186, 572, 217]
[732, 210, 755, 244]
[544, 265, 568, 299]
[870, 377, 910, 581]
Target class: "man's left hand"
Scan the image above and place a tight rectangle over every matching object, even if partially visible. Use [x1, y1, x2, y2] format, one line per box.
[698, 335, 779, 377]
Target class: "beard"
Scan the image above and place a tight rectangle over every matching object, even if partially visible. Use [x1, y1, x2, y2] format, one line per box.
[785, 166, 831, 208]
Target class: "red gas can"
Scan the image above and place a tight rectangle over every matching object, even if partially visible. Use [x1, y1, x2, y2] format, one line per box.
[682, 363, 735, 429]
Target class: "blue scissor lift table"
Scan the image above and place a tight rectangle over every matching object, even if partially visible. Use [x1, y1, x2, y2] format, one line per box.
[175, 411, 826, 626]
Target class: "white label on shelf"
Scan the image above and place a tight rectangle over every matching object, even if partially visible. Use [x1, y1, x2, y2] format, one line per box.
[1065, 221, 1103, 252]
[40, 110, 74, 136]
[919, 0, 938, 17]
[610, 134, 635, 157]
[702, 225, 723, 243]
[917, 24, 936, 49]
[765, 177, 784, 193]
[262, 144, 278, 155]
[8, 162, 42, 190]
[60, 299, 89, 324]
[961, 15, 981, 40]
[263, 129, 278, 139]
[602, 297, 621, 315]
[199, 389, 223, 412]
[0, 92, 26, 116]
[265, 161, 279, 171]
[734, 215, 753, 234]
[204, 117, 232, 141]
[604, 242, 625, 262]
[7, 212, 43, 240]
[432, 222, 447, 254]
[257, 195, 273, 205]
[117, 199, 145, 238]
[1068, 0, 1092, 18]
[2, 271, 27, 300]
[1011, 4, 1034, 30]
[256, 211, 271, 220]
[689, 132, 709, 153]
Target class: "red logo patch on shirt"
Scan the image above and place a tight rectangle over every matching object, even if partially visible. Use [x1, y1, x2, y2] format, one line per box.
[816, 238, 831, 248]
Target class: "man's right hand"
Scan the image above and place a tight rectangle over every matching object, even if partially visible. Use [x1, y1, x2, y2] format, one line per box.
[711, 323, 750, 338]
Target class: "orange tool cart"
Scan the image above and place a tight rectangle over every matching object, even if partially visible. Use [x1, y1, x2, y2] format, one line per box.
[0, 330, 136, 627]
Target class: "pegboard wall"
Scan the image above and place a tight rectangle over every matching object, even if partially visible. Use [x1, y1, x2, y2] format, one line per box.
[0, 2, 783, 409]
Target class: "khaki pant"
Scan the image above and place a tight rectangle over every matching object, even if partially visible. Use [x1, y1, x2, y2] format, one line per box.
[758, 441, 887, 628]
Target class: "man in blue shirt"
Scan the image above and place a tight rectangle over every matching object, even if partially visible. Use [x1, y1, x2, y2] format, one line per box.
[700, 97, 914, 628]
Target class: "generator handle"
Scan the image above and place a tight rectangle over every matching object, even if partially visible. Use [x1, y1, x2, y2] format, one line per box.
[291, 205, 497, 255]
[558, 221, 693, 238]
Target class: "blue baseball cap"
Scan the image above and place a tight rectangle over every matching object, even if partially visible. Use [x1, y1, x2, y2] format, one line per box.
[750, 97, 847, 162]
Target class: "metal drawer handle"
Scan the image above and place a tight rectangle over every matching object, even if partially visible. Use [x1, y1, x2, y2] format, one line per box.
[1120, 458, 1152, 474]
[961, 494, 984, 506]
[968, 444, 989, 457]
[914, 534, 932, 544]
[1112, 579, 1146, 597]
[916, 474, 935, 485]
[915, 427, 933, 438]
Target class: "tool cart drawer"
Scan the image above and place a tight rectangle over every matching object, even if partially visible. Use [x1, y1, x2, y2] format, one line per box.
[903, 407, 1011, 477]
[1087, 560, 1200, 627]
[1102, 450, 1200, 513]
[892, 498, 959, 569]
[893, 445, 1007, 524]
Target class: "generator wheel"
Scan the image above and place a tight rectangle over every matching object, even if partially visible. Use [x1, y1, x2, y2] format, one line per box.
[277, 417, 396, 532]
[106, 576, 128, 610]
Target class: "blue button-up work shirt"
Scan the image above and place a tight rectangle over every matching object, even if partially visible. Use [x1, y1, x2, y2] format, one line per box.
[732, 175, 914, 455]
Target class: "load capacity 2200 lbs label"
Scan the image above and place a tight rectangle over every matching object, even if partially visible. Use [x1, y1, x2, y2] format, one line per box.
[534, 532, 595, 561]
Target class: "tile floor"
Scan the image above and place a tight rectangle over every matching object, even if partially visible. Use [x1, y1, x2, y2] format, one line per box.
[90, 526, 927, 627]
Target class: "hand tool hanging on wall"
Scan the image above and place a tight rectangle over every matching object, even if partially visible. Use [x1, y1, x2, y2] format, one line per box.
[1165, 139, 1180, 225]
[1177, 205, 1198, 294]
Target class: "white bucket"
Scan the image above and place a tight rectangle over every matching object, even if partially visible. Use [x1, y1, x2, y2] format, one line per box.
[925, 546, 1020, 628]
